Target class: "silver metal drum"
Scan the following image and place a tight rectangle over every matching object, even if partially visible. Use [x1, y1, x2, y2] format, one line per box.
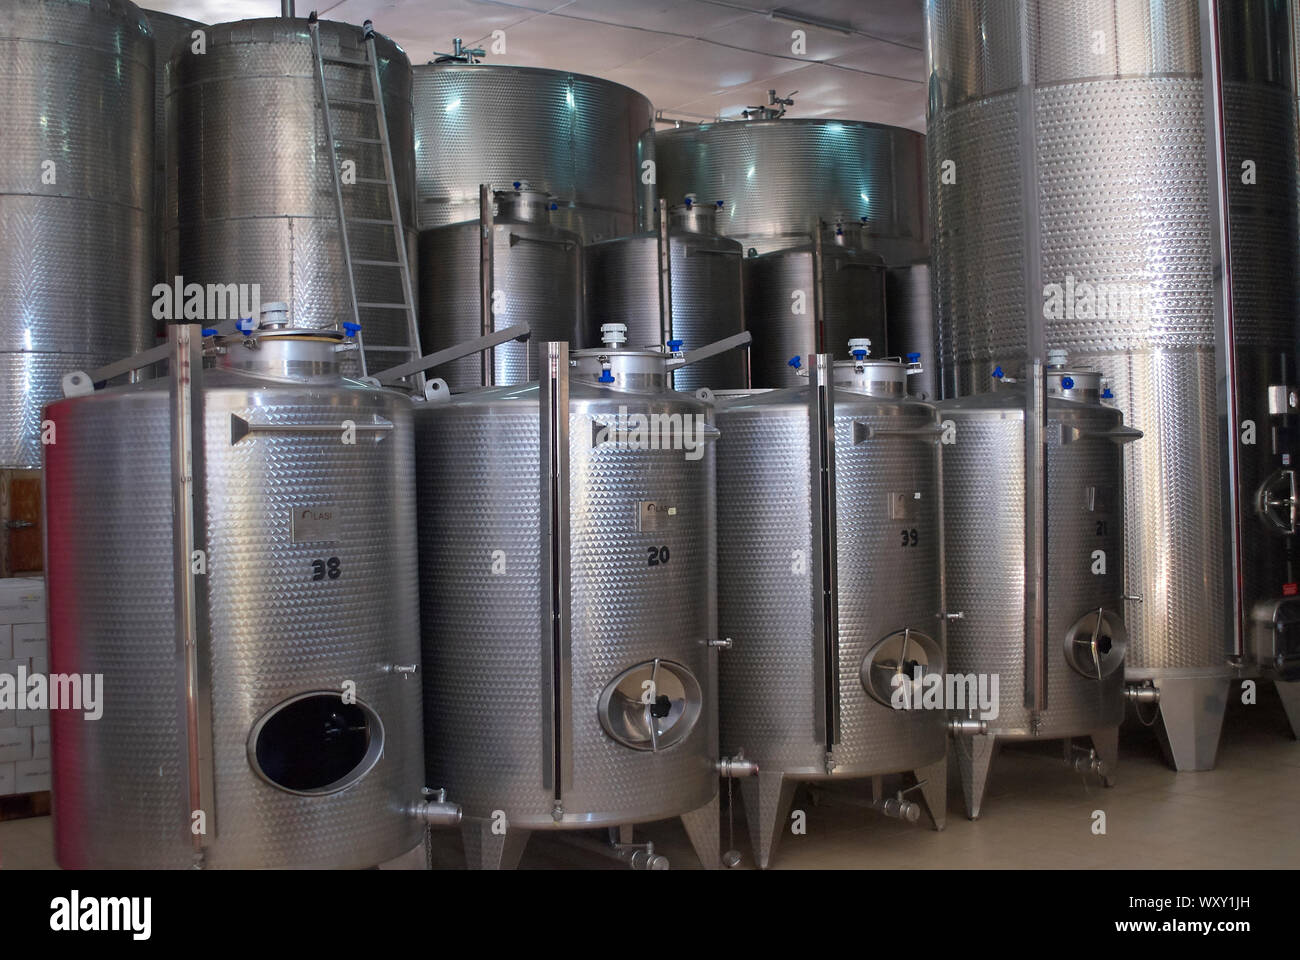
[417, 188, 581, 390]
[411, 62, 655, 240]
[715, 352, 947, 868]
[927, 0, 1300, 770]
[43, 324, 426, 869]
[586, 200, 747, 392]
[168, 17, 416, 369]
[939, 362, 1139, 818]
[744, 226, 887, 388]
[0, 0, 154, 469]
[415, 341, 722, 869]
[142, 7, 204, 288]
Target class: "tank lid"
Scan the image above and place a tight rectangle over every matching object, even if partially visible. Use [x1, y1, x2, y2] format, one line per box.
[495, 184, 556, 224]
[670, 196, 723, 235]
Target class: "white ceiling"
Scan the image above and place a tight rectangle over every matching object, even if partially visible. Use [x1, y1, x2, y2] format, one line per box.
[148, 0, 927, 131]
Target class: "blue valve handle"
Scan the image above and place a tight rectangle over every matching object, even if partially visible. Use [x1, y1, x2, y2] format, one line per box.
[343, 322, 361, 336]
[907, 352, 921, 362]
[788, 356, 802, 369]
[1102, 387, 1115, 399]
[598, 370, 615, 383]
[513, 180, 521, 189]
[992, 365, 1004, 379]
[1062, 376, 1075, 390]
[201, 328, 218, 337]
[668, 339, 683, 352]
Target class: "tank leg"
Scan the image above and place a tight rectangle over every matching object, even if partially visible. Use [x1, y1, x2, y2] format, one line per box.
[679, 793, 721, 870]
[1089, 726, 1120, 787]
[1151, 676, 1230, 771]
[1276, 680, 1300, 740]
[953, 735, 997, 820]
[461, 819, 530, 871]
[617, 824, 635, 844]
[739, 771, 797, 870]
[912, 757, 947, 831]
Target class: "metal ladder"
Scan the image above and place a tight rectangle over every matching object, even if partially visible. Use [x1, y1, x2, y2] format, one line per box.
[309, 16, 422, 387]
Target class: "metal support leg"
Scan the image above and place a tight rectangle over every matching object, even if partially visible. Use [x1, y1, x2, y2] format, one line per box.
[953, 735, 998, 820]
[1089, 726, 1120, 787]
[461, 819, 530, 871]
[1275, 680, 1300, 740]
[1151, 676, 1230, 771]
[739, 771, 797, 870]
[617, 824, 634, 844]
[679, 793, 721, 870]
[912, 757, 947, 831]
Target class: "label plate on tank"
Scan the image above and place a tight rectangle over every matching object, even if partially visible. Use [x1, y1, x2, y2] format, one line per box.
[637, 501, 678, 532]
[292, 506, 341, 543]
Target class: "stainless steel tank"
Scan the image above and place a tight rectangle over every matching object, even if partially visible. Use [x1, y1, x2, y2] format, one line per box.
[411, 62, 655, 241]
[417, 187, 581, 390]
[0, 0, 154, 469]
[168, 17, 417, 371]
[43, 316, 433, 869]
[743, 224, 887, 388]
[714, 347, 947, 869]
[927, 0, 1300, 770]
[586, 199, 747, 392]
[142, 7, 204, 289]
[939, 359, 1140, 818]
[415, 333, 730, 869]
[885, 261, 937, 401]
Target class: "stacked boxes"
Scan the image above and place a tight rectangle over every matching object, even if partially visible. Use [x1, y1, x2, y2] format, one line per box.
[0, 578, 48, 797]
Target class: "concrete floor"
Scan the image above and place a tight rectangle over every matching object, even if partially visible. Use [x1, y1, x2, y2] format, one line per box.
[4, 682, 1297, 870]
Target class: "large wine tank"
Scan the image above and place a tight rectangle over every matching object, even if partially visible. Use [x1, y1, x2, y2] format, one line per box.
[586, 199, 747, 392]
[0, 0, 153, 469]
[927, 0, 1300, 770]
[411, 61, 655, 241]
[656, 119, 933, 389]
[168, 18, 417, 372]
[141, 7, 204, 289]
[714, 346, 947, 869]
[415, 334, 732, 870]
[743, 223, 887, 388]
[938, 357, 1141, 819]
[417, 187, 581, 390]
[43, 315, 440, 868]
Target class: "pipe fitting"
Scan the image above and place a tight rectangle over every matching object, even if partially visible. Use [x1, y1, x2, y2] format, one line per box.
[948, 717, 989, 737]
[718, 753, 759, 778]
[409, 796, 462, 827]
[1125, 684, 1160, 704]
[877, 796, 921, 822]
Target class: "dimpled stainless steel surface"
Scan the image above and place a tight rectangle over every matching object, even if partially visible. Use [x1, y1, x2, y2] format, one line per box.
[715, 385, 946, 777]
[417, 215, 581, 390]
[744, 244, 887, 388]
[656, 120, 927, 263]
[938, 391, 1127, 736]
[585, 231, 747, 392]
[927, 0, 1300, 674]
[169, 18, 416, 366]
[411, 63, 655, 241]
[416, 380, 717, 828]
[44, 365, 424, 869]
[142, 8, 203, 288]
[0, 0, 154, 468]
[886, 262, 937, 400]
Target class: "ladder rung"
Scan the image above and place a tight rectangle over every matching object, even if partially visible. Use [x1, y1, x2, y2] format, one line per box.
[336, 136, 383, 144]
[328, 95, 379, 105]
[321, 55, 370, 66]
[353, 259, 403, 267]
[356, 177, 391, 185]
[361, 345, 419, 352]
[358, 302, 414, 310]
[349, 217, 397, 226]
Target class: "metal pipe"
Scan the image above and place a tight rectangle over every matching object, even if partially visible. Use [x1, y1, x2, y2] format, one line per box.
[281, 0, 295, 18]
[408, 797, 462, 827]
[479, 183, 495, 386]
[554, 833, 669, 870]
[718, 754, 760, 778]
[1125, 684, 1161, 705]
[809, 353, 839, 747]
[657, 197, 673, 348]
[948, 717, 989, 736]
[371, 321, 530, 384]
[671, 331, 752, 369]
[539, 341, 572, 802]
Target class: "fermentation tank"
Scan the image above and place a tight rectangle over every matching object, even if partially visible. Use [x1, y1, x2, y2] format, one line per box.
[142, 7, 204, 289]
[169, 17, 417, 371]
[43, 315, 440, 868]
[586, 199, 747, 392]
[743, 224, 887, 388]
[927, 0, 1300, 769]
[0, 0, 154, 469]
[415, 331, 746, 869]
[411, 62, 655, 240]
[714, 346, 947, 869]
[939, 357, 1140, 818]
[657, 119, 934, 390]
[417, 187, 581, 390]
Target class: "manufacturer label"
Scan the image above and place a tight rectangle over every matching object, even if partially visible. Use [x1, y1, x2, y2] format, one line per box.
[636, 501, 678, 532]
[292, 506, 340, 544]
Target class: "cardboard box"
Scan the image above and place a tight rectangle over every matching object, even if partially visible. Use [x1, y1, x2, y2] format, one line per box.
[0, 625, 11, 660]
[0, 761, 14, 796]
[14, 758, 50, 793]
[31, 724, 48, 761]
[0, 578, 43, 626]
[0, 727, 29, 763]
[0, 658, 19, 728]
[12, 622, 45, 660]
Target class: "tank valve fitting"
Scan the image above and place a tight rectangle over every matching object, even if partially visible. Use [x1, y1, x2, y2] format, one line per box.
[385, 663, 419, 677]
[876, 795, 922, 822]
[718, 752, 759, 778]
[948, 717, 988, 737]
[1047, 347, 1069, 369]
[599, 322, 628, 349]
[1125, 684, 1160, 704]
[1067, 745, 1108, 778]
[707, 637, 733, 649]
[410, 788, 462, 827]
[848, 337, 871, 361]
[554, 833, 669, 869]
